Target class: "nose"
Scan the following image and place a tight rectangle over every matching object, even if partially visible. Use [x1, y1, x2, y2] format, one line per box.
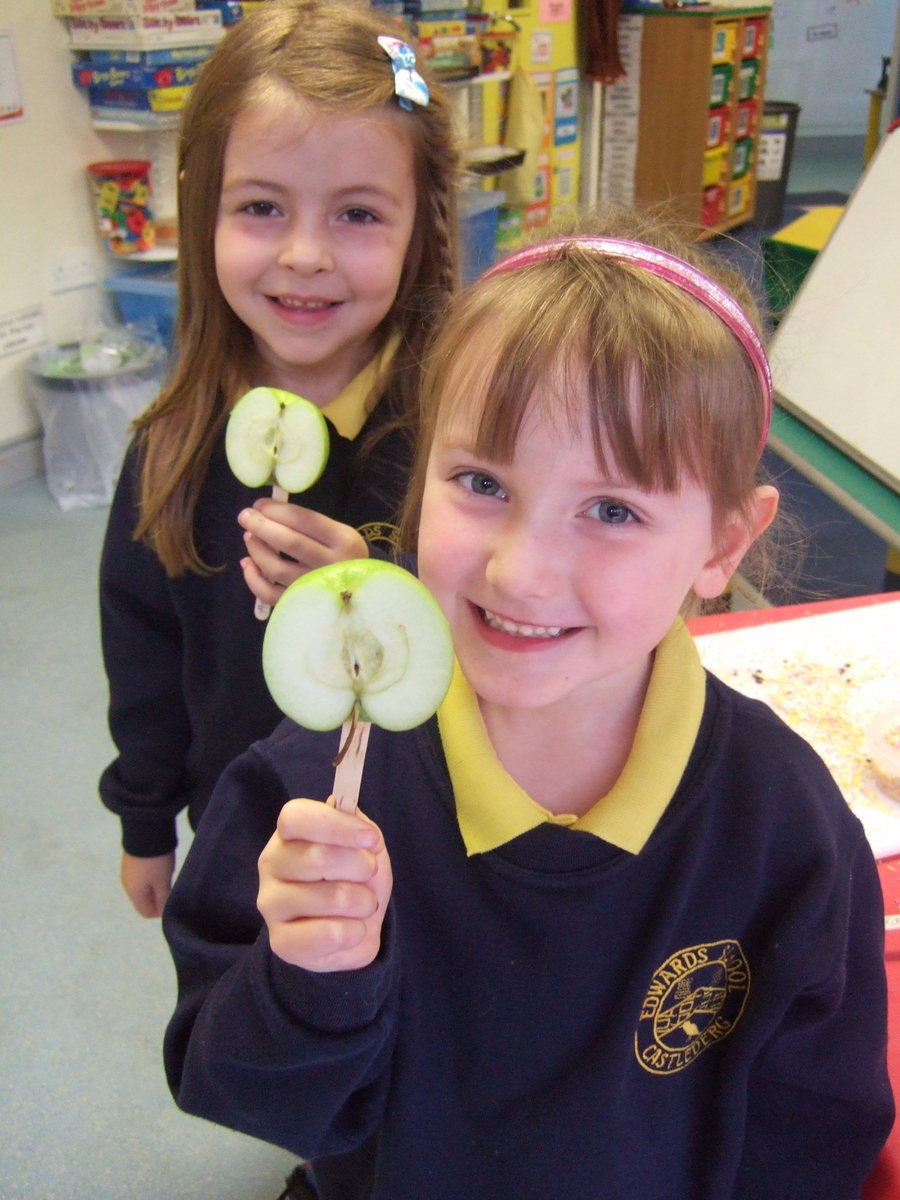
[276, 217, 333, 275]
[484, 514, 559, 602]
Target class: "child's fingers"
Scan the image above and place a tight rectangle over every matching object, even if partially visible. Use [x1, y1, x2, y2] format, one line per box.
[268, 915, 370, 968]
[259, 878, 379, 925]
[242, 531, 302, 589]
[238, 502, 369, 568]
[263, 837, 379, 885]
[276, 797, 382, 851]
[240, 556, 283, 606]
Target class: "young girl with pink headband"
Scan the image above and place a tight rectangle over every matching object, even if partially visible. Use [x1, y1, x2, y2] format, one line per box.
[162, 224, 892, 1199]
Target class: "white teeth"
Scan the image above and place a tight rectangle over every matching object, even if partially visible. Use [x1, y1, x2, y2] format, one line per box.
[482, 609, 564, 638]
[276, 298, 333, 310]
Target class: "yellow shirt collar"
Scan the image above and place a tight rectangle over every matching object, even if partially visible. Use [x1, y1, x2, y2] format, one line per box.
[319, 333, 400, 441]
[436, 618, 707, 857]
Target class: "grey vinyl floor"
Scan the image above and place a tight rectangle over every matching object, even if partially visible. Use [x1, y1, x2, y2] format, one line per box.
[0, 479, 295, 1199]
[788, 133, 866, 197]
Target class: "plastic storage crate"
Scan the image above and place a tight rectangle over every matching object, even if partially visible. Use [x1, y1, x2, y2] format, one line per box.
[738, 58, 759, 101]
[706, 106, 728, 149]
[731, 137, 753, 179]
[711, 22, 737, 64]
[105, 264, 178, 347]
[459, 189, 506, 285]
[709, 63, 732, 107]
[702, 146, 727, 187]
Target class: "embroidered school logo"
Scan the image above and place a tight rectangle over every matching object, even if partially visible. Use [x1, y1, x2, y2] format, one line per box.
[635, 940, 750, 1075]
[356, 522, 402, 553]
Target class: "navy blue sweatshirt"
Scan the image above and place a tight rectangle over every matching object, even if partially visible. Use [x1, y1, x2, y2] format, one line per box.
[99, 415, 410, 857]
[163, 673, 893, 1200]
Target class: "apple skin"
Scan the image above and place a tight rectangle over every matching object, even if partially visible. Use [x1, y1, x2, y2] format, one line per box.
[225, 387, 329, 493]
[263, 559, 454, 732]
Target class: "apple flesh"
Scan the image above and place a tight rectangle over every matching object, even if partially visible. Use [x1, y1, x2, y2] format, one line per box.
[263, 559, 454, 732]
[225, 387, 329, 494]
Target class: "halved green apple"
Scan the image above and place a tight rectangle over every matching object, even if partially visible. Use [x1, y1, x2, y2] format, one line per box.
[225, 387, 329, 494]
[263, 559, 454, 732]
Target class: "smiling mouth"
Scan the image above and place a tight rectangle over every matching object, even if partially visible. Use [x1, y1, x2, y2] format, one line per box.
[480, 607, 573, 639]
[270, 296, 341, 311]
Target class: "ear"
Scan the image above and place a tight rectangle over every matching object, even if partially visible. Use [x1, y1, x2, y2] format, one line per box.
[692, 485, 779, 600]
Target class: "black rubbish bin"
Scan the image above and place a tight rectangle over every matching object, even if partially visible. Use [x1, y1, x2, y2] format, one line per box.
[753, 100, 801, 229]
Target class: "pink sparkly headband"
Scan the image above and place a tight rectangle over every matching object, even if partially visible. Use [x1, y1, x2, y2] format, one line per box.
[480, 237, 772, 452]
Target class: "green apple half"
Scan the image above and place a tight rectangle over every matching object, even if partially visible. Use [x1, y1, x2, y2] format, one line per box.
[225, 387, 329, 493]
[263, 559, 454, 732]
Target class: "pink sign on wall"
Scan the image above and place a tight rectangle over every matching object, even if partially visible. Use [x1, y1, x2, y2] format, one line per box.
[538, 0, 571, 24]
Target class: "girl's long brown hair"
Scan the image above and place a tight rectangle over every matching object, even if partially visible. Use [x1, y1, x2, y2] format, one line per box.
[135, 0, 459, 575]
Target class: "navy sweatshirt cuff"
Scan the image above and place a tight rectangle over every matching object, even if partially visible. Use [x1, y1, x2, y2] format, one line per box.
[262, 910, 397, 1034]
[121, 816, 179, 858]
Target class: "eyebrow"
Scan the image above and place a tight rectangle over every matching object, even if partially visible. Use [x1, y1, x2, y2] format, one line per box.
[220, 178, 405, 208]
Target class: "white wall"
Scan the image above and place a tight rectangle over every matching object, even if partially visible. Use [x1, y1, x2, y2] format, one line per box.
[1, 4, 103, 452]
[767, 0, 897, 136]
[0, 3, 177, 464]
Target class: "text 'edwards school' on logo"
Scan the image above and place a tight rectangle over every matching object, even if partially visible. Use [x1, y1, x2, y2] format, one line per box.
[635, 940, 750, 1075]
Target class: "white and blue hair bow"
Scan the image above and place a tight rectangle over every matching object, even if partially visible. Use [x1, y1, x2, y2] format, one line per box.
[378, 36, 430, 111]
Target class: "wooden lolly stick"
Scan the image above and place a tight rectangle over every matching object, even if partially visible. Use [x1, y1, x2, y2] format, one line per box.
[254, 484, 289, 621]
[330, 715, 372, 814]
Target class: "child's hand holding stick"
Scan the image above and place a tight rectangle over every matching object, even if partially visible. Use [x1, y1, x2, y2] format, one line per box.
[225, 387, 330, 621]
[239, 500, 370, 619]
[258, 559, 452, 967]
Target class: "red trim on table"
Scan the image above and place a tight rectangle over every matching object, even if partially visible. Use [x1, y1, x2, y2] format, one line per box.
[688, 592, 900, 637]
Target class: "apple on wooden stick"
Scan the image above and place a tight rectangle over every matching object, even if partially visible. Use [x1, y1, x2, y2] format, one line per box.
[263, 559, 454, 812]
[225, 387, 330, 621]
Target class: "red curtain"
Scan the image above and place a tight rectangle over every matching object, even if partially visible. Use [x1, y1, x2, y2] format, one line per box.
[583, 0, 624, 85]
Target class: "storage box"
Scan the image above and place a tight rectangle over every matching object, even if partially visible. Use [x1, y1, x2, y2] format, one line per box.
[53, 0, 191, 14]
[706, 106, 728, 149]
[709, 63, 732, 108]
[735, 99, 755, 140]
[195, 0, 243, 24]
[701, 184, 724, 228]
[738, 58, 759, 101]
[89, 83, 192, 111]
[711, 22, 737, 65]
[727, 179, 750, 217]
[495, 204, 523, 250]
[742, 17, 765, 59]
[702, 146, 727, 188]
[85, 44, 213, 64]
[418, 33, 479, 77]
[459, 189, 505, 285]
[73, 60, 203, 88]
[479, 30, 516, 75]
[67, 11, 224, 49]
[105, 265, 178, 345]
[731, 136, 753, 179]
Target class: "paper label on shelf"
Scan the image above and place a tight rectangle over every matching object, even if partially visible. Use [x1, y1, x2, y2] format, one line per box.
[0, 305, 45, 359]
[757, 130, 787, 182]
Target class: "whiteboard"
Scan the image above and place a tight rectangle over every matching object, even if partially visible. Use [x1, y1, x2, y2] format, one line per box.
[767, 127, 900, 491]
